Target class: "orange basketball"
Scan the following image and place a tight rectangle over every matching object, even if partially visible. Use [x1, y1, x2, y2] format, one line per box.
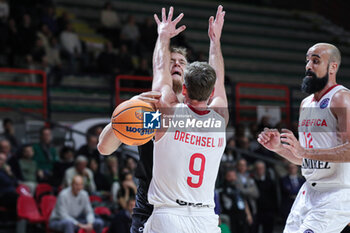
[111, 99, 156, 146]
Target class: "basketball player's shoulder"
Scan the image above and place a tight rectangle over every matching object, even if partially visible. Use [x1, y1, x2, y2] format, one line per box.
[331, 89, 350, 107]
[301, 94, 313, 107]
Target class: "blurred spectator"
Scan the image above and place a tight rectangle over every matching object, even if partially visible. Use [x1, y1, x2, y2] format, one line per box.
[17, 144, 41, 194]
[89, 158, 109, 192]
[222, 137, 237, 164]
[93, 126, 104, 137]
[0, 138, 13, 161]
[125, 157, 136, 175]
[252, 161, 278, 233]
[6, 18, 21, 66]
[236, 158, 259, 230]
[104, 156, 120, 201]
[1, 118, 19, 152]
[100, 2, 120, 30]
[258, 115, 271, 132]
[63, 155, 96, 193]
[60, 22, 82, 73]
[56, 11, 70, 35]
[117, 44, 134, 75]
[139, 17, 157, 54]
[37, 24, 52, 54]
[0, 152, 18, 219]
[117, 172, 136, 210]
[235, 123, 246, 138]
[27, 37, 47, 70]
[220, 169, 252, 233]
[100, 1, 120, 46]
[77, 134, 100, 165]
[236, 135, 250, 150]
[120, 15, 139, 54]
[18, 14, 36, 55]
[51, 146, 75, 188]
[134, 58, 151, 77]
[33, 127, 58, 176]
[248, 122, 260, 151]
[41, 6, 57, 34]
[0, 0, 9, 22]
[97, 41, 120, 75]
[49, 175, 104, 233]
[109, 198, 135, 233]
[236, 136, 254, 163]
[280, 163, 304, 222]
[47, 36, 63, 85]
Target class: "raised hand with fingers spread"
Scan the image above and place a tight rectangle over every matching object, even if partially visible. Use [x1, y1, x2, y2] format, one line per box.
[154, 6, 186, 39]
[208, 5, 225, 43]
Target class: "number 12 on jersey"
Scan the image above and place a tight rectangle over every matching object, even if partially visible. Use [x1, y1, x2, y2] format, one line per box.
[187, 153, 206, 188]
[303, 132, 313, 148]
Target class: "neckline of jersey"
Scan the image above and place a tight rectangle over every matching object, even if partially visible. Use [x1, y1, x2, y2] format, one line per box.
[312, 84, 339, 102]
[186, 104, 210, 115]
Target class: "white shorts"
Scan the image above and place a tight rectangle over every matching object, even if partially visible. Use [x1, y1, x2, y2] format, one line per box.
[143, 207, 220, 233]
[284, 182, 350, 233]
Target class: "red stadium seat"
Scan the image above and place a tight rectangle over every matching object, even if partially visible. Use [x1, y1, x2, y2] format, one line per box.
[17, 195, 45, 223]
[35, 183, 53, 202]
[94, 207, 111, 216]
[102, 227, 109, 233]
[77, 229, 96, 233]
[39, 195, 57, 221]
[16, 184, 32, 197]
[89, 195, 102, 203]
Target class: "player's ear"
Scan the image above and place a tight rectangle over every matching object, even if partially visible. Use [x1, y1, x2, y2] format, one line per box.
[182, 84, 187, 96]
[209, 87, 215, 98]
[329, 62, 338, 75]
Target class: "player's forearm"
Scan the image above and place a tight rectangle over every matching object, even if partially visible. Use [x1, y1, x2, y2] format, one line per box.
[208, 41, 228, 109]
[152, 35, 172, 91]
[303, 142, 350, 162]
[275, 147, 302, 165]
[97, 123, 122, 155]
[209, 41, 224, 87]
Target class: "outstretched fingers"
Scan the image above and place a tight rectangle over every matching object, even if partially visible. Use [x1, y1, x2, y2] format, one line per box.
[174, 25, 186, 36]
[173, 12, 184, 24]
[154, 14, 160, 25]
[167, 6, 174, 21]
[162, 7, 166, 22]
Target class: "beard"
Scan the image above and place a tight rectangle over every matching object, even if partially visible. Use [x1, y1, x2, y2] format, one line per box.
[172, 78, 183, 94]
[301, 69, 329, 94]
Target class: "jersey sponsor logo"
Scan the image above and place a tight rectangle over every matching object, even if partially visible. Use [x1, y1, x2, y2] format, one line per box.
[298, 119, 327, 127]
[174, 130, 216, 147]
[176, 199, 210, 208]
[304, 229, 314, 233]
[143, 110, 161, 129]
[320, 98, 330, 109]
[302, 158, 331, 169]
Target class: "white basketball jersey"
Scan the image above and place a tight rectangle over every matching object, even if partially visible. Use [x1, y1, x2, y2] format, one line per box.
[148, 103, 226, 212]
[299, 84, 350, 190]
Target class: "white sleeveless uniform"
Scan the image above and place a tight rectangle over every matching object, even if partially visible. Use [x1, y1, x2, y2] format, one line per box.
[284, 85, 350, 233]
[144, 103, 226, 233]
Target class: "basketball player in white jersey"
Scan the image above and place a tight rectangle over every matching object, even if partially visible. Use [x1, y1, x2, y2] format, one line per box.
[143, 6, 228, 233]
[258, 43, 350, 233]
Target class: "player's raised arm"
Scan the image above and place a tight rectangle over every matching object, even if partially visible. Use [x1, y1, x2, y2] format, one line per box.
[152, 7, 186, 107]
[207, 5, 229, 125]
